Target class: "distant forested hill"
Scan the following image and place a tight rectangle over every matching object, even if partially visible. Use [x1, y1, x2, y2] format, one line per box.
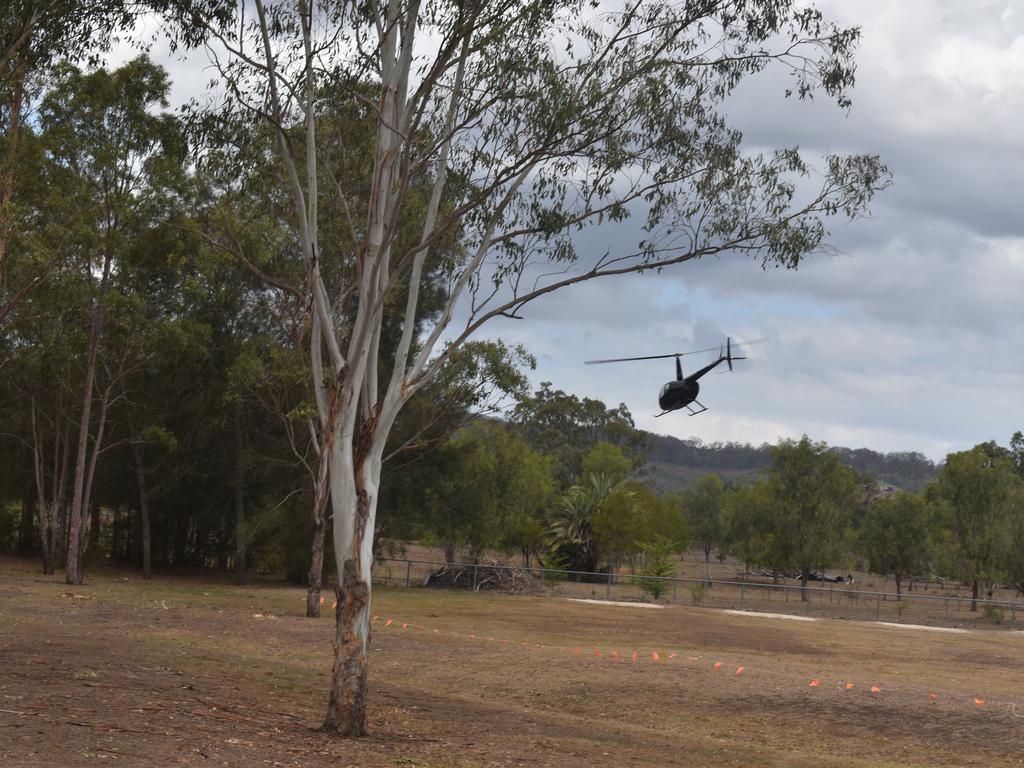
[642, 434, 937, 493]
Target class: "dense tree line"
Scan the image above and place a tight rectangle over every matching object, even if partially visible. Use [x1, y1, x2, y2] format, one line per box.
[647, 433, 937, 491]
[691, 435, 1024, 606]
[0, 54, 531, 585]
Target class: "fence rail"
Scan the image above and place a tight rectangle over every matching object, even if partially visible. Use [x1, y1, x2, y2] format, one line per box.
[372, 557, 1023, 629]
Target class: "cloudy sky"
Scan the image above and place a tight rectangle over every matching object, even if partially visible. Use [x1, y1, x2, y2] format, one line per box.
[478, 0, 1024, 461]
[128, 1, 1024, 461]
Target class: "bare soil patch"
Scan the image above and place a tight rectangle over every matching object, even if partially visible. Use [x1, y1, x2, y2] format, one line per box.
[2, 556, 1023, 767]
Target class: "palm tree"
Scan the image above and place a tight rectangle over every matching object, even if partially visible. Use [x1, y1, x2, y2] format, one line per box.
[546, 473, 627, 574]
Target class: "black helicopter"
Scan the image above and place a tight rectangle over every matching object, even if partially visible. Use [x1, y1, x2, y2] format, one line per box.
[584, 337, 764, 416]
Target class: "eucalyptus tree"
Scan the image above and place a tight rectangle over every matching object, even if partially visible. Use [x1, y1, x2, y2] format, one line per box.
[928, 444, 1018, 610]
[761, 437, 860, 598]
[176, 0, 889, 735]
[1006, 483, 1024, 598]
[1010, 431, 1024, 479]
[683, 473, 726, 581]
[37, 57, 186, 585]
[859, 491, 931, 597]
[1, 1, 139, 327]
[193, 98, 536, 611]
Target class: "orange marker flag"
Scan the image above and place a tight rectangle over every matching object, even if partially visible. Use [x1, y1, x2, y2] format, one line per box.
[870, 686, 881, 694]
[371, 615, 379, 623]
[594, 650, 602, 657]
[611, 650, 620, 659]
[736, 666, 745, 676]
[631, 651, 638, 663]
[384, 619, 393, 627]
[331, 601, 338, 610]
[652, 652, 661, 662]
[713, 662, 722, 670]
[668, 653, 677, 660]
[319, 596, 325, 605]
[809, 679, 821, 688]
[402, 623, 409, 629]
[844, 683, 854, 690]
[974, 698, 986, 706]
[930, 693, 937, 702]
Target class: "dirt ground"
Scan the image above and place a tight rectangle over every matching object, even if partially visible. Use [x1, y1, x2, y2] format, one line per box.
[2, 556, 1023, 767]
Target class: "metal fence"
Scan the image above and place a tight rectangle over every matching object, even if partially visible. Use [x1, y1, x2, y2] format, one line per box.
[372, 557, 1024, 630]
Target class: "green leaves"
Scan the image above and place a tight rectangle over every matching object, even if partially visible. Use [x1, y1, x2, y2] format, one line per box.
[859, 492, 932, 595]
[726, 436, 859, 578]
[927, 444, 1018, 586]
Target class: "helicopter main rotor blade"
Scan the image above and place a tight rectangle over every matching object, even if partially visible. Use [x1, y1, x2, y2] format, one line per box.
[729, 337, 771, 350]
[584, 346, 720, 365]
[583, 338, 769, 366]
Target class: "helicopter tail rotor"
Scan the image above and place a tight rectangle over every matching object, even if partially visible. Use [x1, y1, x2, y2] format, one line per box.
[725, 336, 747, 372]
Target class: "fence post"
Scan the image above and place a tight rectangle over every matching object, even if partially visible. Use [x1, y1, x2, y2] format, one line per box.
[671, 578, 677, 603]
[875, 594, 881, 620]
[607, 572, 612, 600]
[740, 583, 746, 610]
[1011, 603, 1017, 628]
[405, 560, 412, 588]
[472, 563, 479, 592]
[943, 598, 949, 625]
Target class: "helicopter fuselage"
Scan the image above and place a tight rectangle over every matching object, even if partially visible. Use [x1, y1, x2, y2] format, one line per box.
[659, 379, 700, 412]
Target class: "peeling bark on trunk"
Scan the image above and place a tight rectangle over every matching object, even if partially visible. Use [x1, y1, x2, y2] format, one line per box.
[321, 442, 383, 736]
[306, 523, 327, 618]
[322, 558, 370, 736]
[306, 416, 335, 618]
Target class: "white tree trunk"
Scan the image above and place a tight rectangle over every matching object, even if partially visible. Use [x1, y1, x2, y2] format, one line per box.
[322, 439, 383, 735]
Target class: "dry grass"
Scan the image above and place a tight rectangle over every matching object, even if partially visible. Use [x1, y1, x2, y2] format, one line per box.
[2, 555, 1023, 768]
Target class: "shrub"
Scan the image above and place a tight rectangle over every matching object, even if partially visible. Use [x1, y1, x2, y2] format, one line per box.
[636, 536, 679, 600]
[983, 604, 1005, 625]
[689, 583, 709, 606]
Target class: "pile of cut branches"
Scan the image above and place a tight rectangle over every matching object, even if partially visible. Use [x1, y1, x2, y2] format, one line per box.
[422, 560, 541, 594]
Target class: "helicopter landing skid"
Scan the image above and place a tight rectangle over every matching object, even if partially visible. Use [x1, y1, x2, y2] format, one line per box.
[654, 400, 709, 417]
[686, 400, 708, 416]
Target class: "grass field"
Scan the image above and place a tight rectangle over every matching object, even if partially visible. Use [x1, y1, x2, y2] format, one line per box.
[2, 555, 1023, 767]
